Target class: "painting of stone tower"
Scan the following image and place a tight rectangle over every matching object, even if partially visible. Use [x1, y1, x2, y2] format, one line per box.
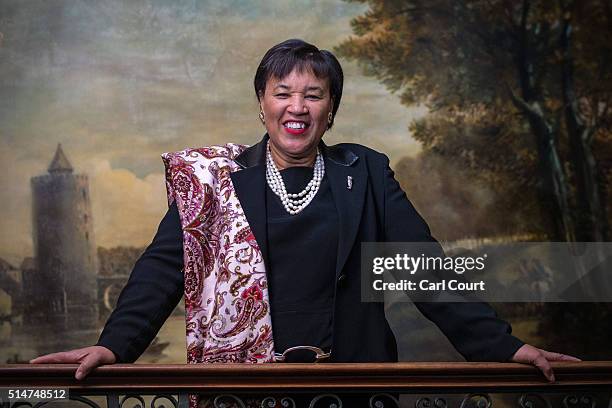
[28, 144, 98, 334]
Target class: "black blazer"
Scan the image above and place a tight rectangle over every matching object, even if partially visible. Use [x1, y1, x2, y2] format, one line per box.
[97, 135, 524, 363]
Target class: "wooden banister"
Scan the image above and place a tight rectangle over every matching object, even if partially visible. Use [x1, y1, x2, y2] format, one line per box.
[2, 362, 612, 391]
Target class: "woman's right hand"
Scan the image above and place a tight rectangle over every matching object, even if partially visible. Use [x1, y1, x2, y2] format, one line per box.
[29, 346, 117, 380]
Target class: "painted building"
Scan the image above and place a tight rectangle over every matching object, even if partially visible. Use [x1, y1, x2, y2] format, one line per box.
[29, 144, 98, 331]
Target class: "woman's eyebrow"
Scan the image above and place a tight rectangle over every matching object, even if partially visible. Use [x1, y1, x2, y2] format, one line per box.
[306, 86, 324, 93]
[273, 84, 325, 93]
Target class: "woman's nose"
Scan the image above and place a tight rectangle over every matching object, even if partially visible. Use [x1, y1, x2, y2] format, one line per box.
[287, 96, 308, 114]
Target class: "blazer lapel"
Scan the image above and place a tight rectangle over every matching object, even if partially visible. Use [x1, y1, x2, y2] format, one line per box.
[230, 138, 270, 269]
[323, 143, 367, 279]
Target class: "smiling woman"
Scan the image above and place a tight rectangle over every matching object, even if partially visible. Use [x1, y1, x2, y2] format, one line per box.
[30, 38, 579, 408]
[255, 41, 342, 168]
[261, 71, 330, 166]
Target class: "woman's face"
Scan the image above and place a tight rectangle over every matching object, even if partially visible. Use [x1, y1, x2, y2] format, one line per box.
[259, 68, 333, 163]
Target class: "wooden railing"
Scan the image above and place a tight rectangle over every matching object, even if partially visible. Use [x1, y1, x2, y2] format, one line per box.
[1, 362, 612, 407]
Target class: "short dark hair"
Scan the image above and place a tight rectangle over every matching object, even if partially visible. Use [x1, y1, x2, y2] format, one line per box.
[254, 39, 344, 129]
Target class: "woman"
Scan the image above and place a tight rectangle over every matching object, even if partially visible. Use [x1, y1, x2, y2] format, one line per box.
[32, 38, 578, 401]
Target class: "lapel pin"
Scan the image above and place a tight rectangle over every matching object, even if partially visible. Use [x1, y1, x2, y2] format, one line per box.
[347, 175, 353, 190]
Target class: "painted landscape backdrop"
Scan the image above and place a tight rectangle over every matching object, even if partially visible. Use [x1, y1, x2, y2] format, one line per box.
[1, 0, 611, 363]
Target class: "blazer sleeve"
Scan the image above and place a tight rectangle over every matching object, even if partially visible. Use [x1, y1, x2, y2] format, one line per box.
[382, 161, 524, 362]
[96, 202, 184, 363]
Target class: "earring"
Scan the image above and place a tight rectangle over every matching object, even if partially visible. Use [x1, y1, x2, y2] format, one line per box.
[259, 108, 265, 125]
[327, 111, 333, 127]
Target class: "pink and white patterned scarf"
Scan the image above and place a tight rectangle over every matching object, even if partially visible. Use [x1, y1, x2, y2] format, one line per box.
[162, 144, 275, 407]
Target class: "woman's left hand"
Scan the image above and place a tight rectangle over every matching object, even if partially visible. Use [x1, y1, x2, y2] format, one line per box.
[510, 343, 581, 382]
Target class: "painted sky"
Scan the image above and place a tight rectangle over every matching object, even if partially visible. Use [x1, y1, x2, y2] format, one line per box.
[0, 0, 426, 264]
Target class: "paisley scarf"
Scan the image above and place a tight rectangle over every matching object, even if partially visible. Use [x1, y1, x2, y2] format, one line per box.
[162, 144, 275, 408]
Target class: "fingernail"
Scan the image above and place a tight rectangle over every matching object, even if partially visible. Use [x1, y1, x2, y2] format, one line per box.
[75, 371, 82, 380]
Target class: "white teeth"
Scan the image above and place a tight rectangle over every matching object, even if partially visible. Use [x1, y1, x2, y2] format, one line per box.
[285, 122, 306, 129]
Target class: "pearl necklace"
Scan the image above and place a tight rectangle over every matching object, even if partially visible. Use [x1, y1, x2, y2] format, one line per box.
[265, 143, 325, 215]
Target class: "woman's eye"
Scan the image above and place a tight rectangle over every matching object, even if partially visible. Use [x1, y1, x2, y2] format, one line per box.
[275, 93, 289, 98]
[306, 95, 322, 100]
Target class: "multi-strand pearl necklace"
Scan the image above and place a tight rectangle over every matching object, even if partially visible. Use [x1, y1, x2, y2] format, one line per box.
[265, 143, 325, 215]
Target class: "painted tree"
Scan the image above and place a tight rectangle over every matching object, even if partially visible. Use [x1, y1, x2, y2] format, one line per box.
[336, 0, 612, 242]
[558, 0, 612, 241]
